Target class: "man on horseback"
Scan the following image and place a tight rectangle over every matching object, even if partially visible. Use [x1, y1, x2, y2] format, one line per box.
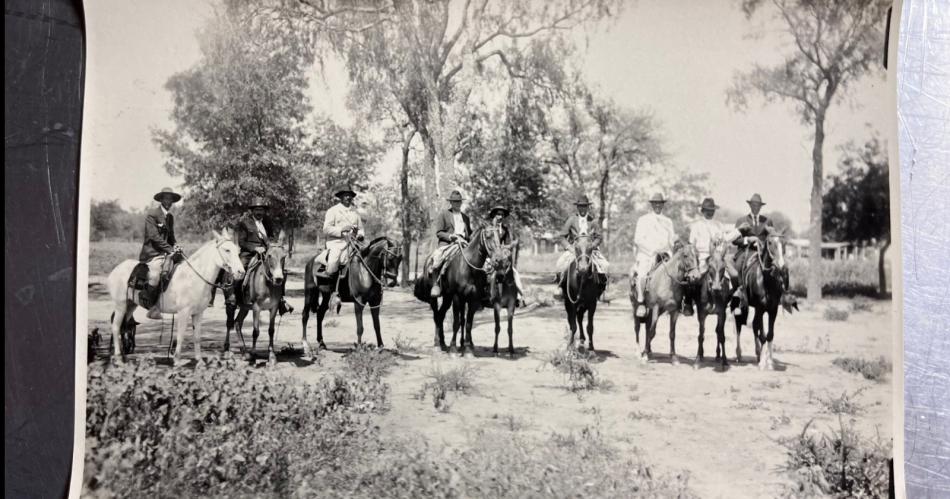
[488, 206, 526, 305]
[236, 197, 292, 315]
[632, 193, 678, 318]
[322, 186, 365, 291]
[139, 187, 184, 320]
[429, 190, 472, 298]
[552, 194, 609, 300]
[732, 193, 778, 310]
[686, 197, 741, 314]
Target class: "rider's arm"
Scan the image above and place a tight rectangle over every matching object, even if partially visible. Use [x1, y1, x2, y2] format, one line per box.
[559, 217, 575, 247]
[435, 212, 455, 243]
[145, 214, 175, 254]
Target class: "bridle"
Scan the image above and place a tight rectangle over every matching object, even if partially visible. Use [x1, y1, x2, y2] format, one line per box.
[259, 247, 287, 286]
[572, 235, 593, 272]
[346, 235, 401, 286]
[459, 227, 501, 273]
[664, 245, 699, 285]
[181, 238, 237, 289]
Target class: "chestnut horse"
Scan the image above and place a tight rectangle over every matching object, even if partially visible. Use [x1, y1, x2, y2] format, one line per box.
[694, 238, 732, 369]
[633, 242, 701, 363]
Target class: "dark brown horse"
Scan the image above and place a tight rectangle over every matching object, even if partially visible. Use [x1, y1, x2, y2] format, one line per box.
[488, 239, 519, 356]
[730, 228, 796, 370]
[561, 235, 607, 351]
[223, 234, 287, 366]
[414, 227, 503, 357]
[694, 238, 731, 370]
[633, 242, 701, 363]
[301, 236, 402, 356]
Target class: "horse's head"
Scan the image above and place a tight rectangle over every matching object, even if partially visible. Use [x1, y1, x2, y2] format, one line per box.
[764, 227, 787, 271]
[706, 238, 729, 292]
[214, 228, 246, 280]
[677, 241, 702, 284]
[380, 238, 403, 288]
[491, 240, 516, 280]
[573, 235, 594, 275]
[263, 231, 288, 286]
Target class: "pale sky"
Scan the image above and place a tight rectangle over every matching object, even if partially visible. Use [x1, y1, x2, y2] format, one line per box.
[83, 0, 889, 231]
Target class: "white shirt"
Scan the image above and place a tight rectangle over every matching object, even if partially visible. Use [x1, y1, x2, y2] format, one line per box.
[452, 212, 466, 236]
[323, 203, 364, 240]
[577, 216, 589, 235]
[634, 212, 676, 256]
[160, 206, 170, 218]
[254, 219, 268, 239]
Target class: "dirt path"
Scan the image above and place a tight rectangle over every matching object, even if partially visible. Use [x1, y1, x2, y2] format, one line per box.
[86, 274, 894, 498]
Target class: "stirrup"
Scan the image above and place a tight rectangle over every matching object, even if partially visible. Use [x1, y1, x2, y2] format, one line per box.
[430, 284, 442, 298]
[146, 307, 163, 320]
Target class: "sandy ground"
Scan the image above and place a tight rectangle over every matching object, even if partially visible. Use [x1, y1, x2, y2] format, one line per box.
[86, 273, 895, 499]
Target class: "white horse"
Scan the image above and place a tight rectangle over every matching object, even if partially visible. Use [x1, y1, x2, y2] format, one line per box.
[106, 228, 245, 365]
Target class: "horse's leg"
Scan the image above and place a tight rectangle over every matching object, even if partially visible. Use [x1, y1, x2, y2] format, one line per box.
[752, 307, 764, 365]
[173, 307, 187, 366]
[716, 304, 729, 369]
[734, 310, 744, 364]
[449, 297, 463, 356]
[434, 298, 452, 350]
[267, 309, 277, 367]
[669, 312, 679, 365]
[646, 306, 661, 359]
[564, 298, 577, 348]
[462, 300, 476, 358]
[371, 305, 383, 349]
[354, 302, 366, 346]
[316, 291, 329, 350]
[192, 311, 204, 366]
[695, 310, 707, 369]
[110, 303, 127, 362]
[507, 301, 515, 356]
[493, 305, 501, 355]
[586, 302, 596, 352]
[763, 306, 778, 371]
[577, 307, 587, 346]
[301, 290, 313, 359]
[251, 307, 261, 362]
[223, 301, 235, 356]
[236, 306, 251, 358]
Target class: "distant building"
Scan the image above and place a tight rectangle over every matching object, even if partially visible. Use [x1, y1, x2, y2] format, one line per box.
[530, 231, 561, 255]
[786, 239, 879, 261]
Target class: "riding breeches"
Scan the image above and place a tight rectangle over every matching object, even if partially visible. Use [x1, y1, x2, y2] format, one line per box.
[633, 252, 657, 302]
[325, 239, 349, 275]
[146, 255, 172, 286]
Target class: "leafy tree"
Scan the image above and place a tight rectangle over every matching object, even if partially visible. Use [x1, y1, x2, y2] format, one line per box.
[823, 136, 890, 294]
[90, 200, 126, 241]
[270, 0, 622, 224]
[154, 1, 314, 232]
[728, 0, 889, 300]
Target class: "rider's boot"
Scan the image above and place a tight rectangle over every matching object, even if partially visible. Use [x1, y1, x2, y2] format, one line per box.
[278, 280, 293, 315]
[430, 267, 444, 298]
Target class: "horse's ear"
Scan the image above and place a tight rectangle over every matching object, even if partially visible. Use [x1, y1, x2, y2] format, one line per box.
[276, 230, 286, 246]
[212, 229, 222, 240]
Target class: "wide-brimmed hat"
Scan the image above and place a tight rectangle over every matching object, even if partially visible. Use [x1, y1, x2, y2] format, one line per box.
[334, 186, 357, 199]
[153, 187, 182, 203]
[489, 206, 510, 218]
[699, 198, 719, 211]
[649, 192, 667, 204]
[746, 193, 766, 205]
[248, 197, 270, 209]
[575, 194, 591, 206]
[447, 190, 464, 202]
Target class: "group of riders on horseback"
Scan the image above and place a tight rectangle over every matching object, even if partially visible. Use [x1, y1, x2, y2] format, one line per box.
[136, 185, 791, 321]
[124, 183, 794, 365]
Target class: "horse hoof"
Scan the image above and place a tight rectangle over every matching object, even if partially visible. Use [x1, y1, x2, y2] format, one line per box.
[318, 343, 327, 351]
[671, 356, 680, 366]
[692, 361, 700, 370]
[463, 351, 475, 359]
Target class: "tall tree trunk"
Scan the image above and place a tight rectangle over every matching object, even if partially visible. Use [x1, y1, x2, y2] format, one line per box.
[807, 116, 826, 300]
[399, 131, 415, 286]
[878, 236, 890, 296]
[598, 167, 610, 254]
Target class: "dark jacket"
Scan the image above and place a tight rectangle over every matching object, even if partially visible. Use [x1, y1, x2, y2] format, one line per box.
[139, 206, 176, 262]
[733, 214, 773, 249]
[560, 213, 601, 247]
[434, 209, 472, 247]
[236, 215, 276, 261]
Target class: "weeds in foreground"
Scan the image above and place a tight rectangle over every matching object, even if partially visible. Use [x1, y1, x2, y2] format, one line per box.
[832, 356, 891, 382]
[780, 417, 890, 498]
[809, 387, 869, 416]
[541, 347, 614, 393]
[823, 307, 851, 322]
[416, 363, 478, 411]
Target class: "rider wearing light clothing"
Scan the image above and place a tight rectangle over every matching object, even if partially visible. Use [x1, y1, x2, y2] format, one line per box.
[685, 197, 741, 315]
[552, 194, 608, 300]
[632, 193, 677, 318]
[323, 186, 364, 277]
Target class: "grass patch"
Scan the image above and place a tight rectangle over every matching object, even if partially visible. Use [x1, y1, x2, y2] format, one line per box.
[417, 363, 478, 411]
[787, 258, 882, 298]
[541, 347, 614, 393]
[780, 417, 891, 498]
[809, 387, 869, 416]
[823, 306, 851, 322]
[850, 298, 875, 313]
[832, 356, 891, 382]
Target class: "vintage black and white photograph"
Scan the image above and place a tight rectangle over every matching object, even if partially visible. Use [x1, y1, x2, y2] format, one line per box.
[77, 0, 899, 497]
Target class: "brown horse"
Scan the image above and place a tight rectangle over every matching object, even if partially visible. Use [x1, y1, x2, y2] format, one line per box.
[414, 226, 503, 357]
[693, 238, 732, 370]
[561, 235, 607, 351]
[488, 240, 519, 356]
[634, 242, 701, 363]
[224, 232, 287, 366]
[730, 228, 796, 370]
[301, 236, 401, 356]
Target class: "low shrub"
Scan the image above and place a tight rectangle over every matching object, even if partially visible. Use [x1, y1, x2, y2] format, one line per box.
[417, 363, 478, 411]
[823, 307, 851, 322]
[780, 417, 891, 498]
[832, 357, 891, 382]
[809, 387, 868, 416]
[542, 347, 614, 393]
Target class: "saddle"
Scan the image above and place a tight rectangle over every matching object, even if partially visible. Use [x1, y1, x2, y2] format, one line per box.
[641, 253, 670, 292]
[128, 258, 180, 308]
[312, 249, 349, 279]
